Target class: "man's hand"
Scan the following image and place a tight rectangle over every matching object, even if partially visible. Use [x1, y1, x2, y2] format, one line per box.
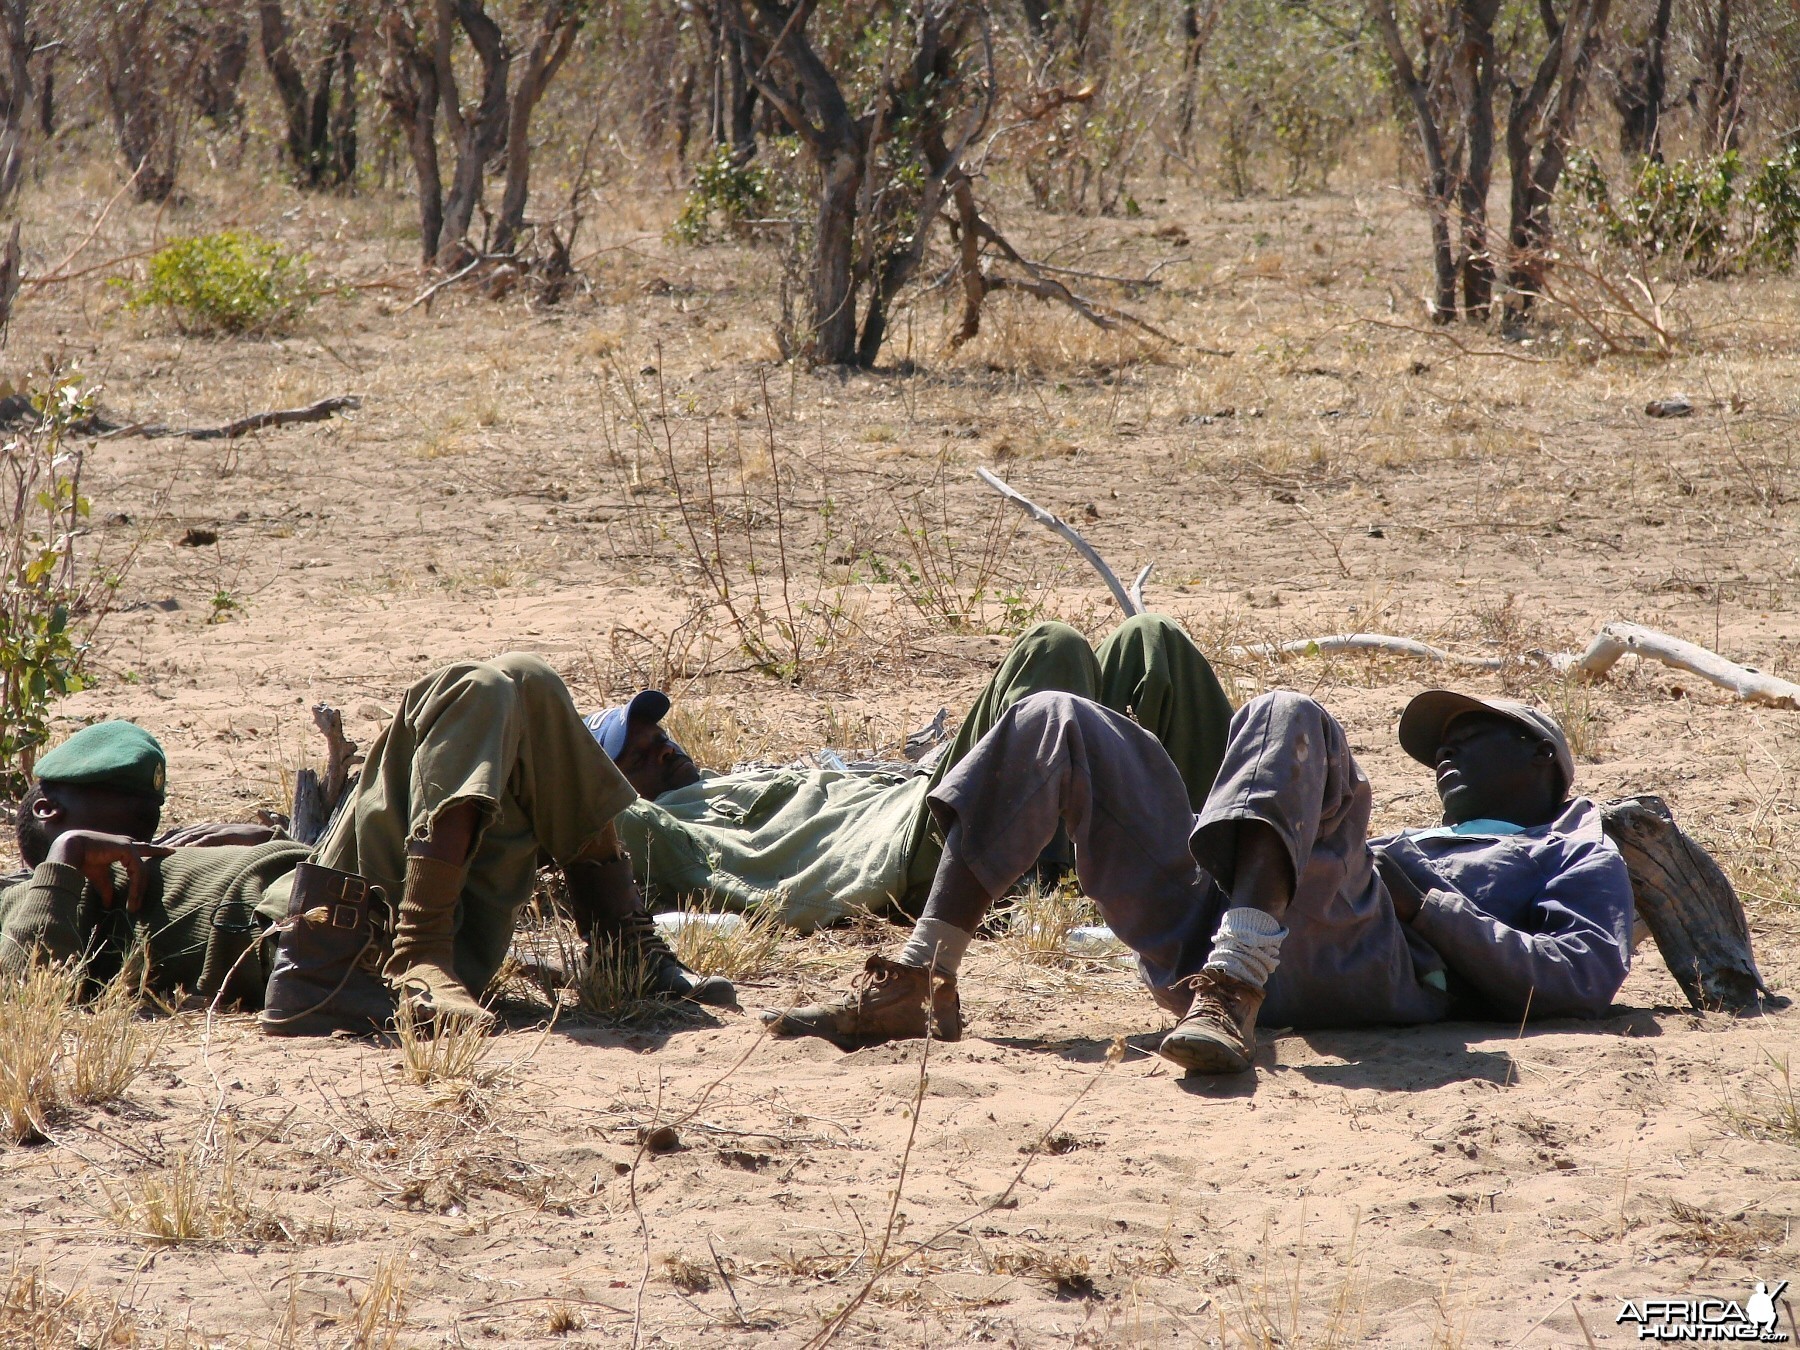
[44, 831, 175, 912]
[155, 821, 280, 848]
[1369, 843, 1426, 923]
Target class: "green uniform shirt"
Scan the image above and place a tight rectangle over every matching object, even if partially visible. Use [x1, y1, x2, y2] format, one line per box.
[0, 841, 309, 993]
[614, 769, 929, 931]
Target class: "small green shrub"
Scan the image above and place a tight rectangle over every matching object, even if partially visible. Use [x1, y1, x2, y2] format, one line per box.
[1, 375, 108, 798]
[671, 143, 805, 244]
[126, 232, 314, 334]
[1568, 147, 1800, 274]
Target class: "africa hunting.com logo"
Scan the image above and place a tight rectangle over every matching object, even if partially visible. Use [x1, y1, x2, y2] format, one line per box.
[1617, 1282, 1790, 1342]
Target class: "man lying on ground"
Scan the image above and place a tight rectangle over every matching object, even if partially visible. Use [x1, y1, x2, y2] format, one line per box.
[589, 615, 1235, 928]
[1, 655, 731, 1029]
[764, 687, 1635, 1076]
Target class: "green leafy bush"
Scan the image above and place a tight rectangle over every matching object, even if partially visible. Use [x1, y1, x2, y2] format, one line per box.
[1, 376, 112, 798]
[127, 232, 314, 333]
[1568, 148, 1800, 274]
[671, 146, 772, 244]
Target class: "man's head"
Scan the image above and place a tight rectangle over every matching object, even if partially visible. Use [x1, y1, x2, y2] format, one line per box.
[1397, 691, 1573, 828]
[586, 691, 702, 801]
[14, 722, 167, 867]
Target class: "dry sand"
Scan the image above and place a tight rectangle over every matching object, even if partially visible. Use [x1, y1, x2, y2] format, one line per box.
[2, 161, 1797, 1345]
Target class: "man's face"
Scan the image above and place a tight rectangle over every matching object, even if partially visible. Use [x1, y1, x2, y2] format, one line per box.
[614, 718, 702, 800]
[1432, 712, 1562, 826]
[18, 783, 163, 867]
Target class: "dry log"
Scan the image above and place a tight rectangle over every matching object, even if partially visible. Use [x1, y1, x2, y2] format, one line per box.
[975, 468, 1142, 616]
[1600, 795, 1785, 1016]
[1560, 622, 1800, 710]
[100, 396, 362, 442]
[289, 702, 360, 846]
[1228, 635, 1504, 669]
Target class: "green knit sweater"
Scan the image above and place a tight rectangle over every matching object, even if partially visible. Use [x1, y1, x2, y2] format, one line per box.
[0, 841, 309, 995]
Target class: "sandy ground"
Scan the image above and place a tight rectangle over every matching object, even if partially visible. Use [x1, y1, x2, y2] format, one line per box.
[2, 156, 1798, 1345]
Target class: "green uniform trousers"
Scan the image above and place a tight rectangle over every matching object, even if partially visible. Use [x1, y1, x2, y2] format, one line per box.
[301, 653, 637, 996]
[897, 613, 1234, 913]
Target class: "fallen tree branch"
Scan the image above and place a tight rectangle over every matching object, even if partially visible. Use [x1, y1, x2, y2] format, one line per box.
[289, 702, 361, 846]
[1228, 635, 1504, 669]
[1129, 563, 1153, 612]
[1601, 795, 1785, 1015]
[99, 396, 362, 442]
[1555, 622, 1800, 710]
[975, 468, 1139, 616]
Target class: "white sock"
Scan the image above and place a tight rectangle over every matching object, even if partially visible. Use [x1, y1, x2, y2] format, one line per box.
[1202, 907, 1288, 988]
[896, 917, 973, 976]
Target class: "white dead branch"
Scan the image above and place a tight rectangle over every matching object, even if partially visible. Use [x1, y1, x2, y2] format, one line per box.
[976, 471, 1796, 712]
[1228, 635, 1504, 669]
[976, 468, 1142, 616]
[1556, 622, 1800, 710]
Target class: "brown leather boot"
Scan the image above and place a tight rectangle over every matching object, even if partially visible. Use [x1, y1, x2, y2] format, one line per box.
[762, 955, 962, 1045]
[384, 855, 492, 1026]
[1158, 969, 1264, 1074]
[563, 853, 735, 1006]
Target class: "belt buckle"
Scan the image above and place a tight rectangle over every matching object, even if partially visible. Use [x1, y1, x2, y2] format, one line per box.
[331, 903, 361, 930]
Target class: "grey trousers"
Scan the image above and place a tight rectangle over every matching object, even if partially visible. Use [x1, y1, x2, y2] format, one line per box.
[928, 690, 1449, 1027]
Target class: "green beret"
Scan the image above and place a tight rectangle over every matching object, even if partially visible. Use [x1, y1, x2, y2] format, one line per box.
[35, 721, 167, 802]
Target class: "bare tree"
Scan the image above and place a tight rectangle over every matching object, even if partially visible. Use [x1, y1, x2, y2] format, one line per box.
[725, 0, 995, 366]
[1502, 0, 1614, 319]
[260, 0, 361, 187]
[377, 0, 581, 268]
[1370, 0, 1503, 320]
[1609, 0, 1672, 158]
[0, 0, 36, 209]
[1695, 0, 1744, 151]
[95, 1, 196, 203]
[187, 1, 253, 127]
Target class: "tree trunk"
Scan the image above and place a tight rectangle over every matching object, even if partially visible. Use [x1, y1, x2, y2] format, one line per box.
[1503, 0, 1613, 321]
[1371, 0, 1460, 320]
[1699, 0, 1743, 152]
[0, 0, 30, 208]
[810, 147, 863, 365]
[493, 4, 580, 256]
[1451, 3, 1499, 318]
[726, 27, 758, 158]
[435, 0, 511, 266]
[378, 10, 443, 264]
[1599, 796, 1783, 1016]
[97, 2, 183, 203]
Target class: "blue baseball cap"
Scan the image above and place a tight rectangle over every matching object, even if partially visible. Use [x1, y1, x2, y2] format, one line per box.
[585, 690, 673, 760]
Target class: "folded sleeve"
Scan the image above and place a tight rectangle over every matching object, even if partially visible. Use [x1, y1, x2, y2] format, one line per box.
[1406, 837, 1634, 1019]
[0, 862, 90, 976]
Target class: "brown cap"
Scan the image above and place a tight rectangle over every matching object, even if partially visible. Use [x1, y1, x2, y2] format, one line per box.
[1397, 690, 1575, 794]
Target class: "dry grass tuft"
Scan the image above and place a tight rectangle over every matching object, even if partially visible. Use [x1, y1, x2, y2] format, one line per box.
[994, 1245, 1098, 1299]
[1, 960, 158, 1145]
[1661, 1198, 1787, 1259]
[350, 1253, 410, 1350]
[996, 880, 1103, 967]
[664, 903, 788, 980]
[574, 934, 673, 1025]
[0, 1261, 140, 1348]
[101, 1121, 288, 1247]
[662, 1252, 713, 1294]
[1220, 1215, 1367, 1350]
[394, 997, 502, 1088]
[1719, 1052, 1800, 1147]
[543, 1302, 585, 1335]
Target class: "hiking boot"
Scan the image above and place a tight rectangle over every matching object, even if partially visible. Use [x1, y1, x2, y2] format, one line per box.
[385, 854, 494, 1028]
[1158, 969, 1264, 1074]
[762, 955, 962, 1045]
[590, 911, 736, 1006]
[260, 862, 396, 1037]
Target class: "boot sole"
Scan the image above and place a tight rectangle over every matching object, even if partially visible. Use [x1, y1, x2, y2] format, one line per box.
[260, 1009, 388, 1038]
[1158, 1030, 1253, 1074]
[762, 1014, 961, 1046]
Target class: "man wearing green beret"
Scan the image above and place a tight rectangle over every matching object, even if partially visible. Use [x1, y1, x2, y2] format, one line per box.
[2, 655, 731, 1026]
